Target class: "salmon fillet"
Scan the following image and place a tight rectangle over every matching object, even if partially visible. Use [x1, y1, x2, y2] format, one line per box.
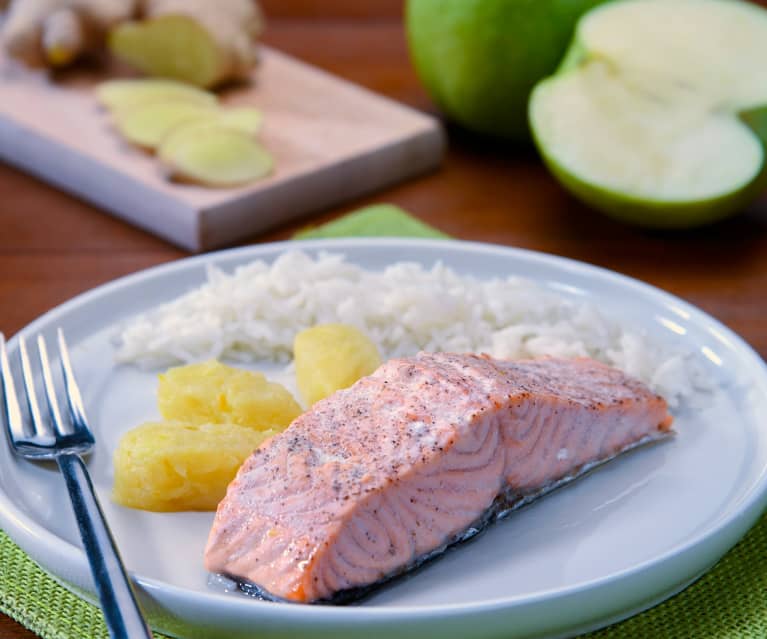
[205, 353, 673, 603]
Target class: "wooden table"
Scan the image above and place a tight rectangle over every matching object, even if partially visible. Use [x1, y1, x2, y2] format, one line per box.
[2, 3, 767, 638]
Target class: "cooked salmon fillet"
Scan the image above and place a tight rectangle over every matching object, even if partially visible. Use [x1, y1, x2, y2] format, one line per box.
[205, 353, 673, 603]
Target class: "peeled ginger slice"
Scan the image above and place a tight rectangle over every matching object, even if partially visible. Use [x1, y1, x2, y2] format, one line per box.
[108, 92, 262, 151]
[114, 99, 217, 148]
[161, 107, 264, 157]
[213, 107, 263, 135]
[159, 124, 273, 187]
[96, 78, 217, 111]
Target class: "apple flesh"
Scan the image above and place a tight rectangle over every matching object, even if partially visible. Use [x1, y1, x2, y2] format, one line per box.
[529, 0, 767, 227]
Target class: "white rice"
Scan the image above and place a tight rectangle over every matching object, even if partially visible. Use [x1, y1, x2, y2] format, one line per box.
[114, 250, 708, 407]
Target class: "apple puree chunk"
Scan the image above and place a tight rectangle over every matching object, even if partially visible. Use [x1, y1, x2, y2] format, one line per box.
[113, 361, 301, 512]
[294, 323, 381, 406]
[113, 421, 278, 512]
[159, 360, 302, 431]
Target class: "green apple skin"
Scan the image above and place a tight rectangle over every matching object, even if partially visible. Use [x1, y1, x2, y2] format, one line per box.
[528, 53, 767, 228]
[531, 132, 766, 228]
[405, 0, 607, 142]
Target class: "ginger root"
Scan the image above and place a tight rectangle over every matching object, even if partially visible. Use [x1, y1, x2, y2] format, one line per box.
[109, 0, 263, 88]
[2, 0, 262, 87]
[2, 0, 137, 67]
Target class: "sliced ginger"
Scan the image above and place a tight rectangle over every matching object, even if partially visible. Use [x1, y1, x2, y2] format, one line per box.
[159, 107, 263, 153]
[96, 74, 272, 187]
[159, 124, 273, 187]
[96, 78, 217, 111]
[212, 107, 264, 136]
[113, 99, 218, 149]
[156, 105, 264, 146]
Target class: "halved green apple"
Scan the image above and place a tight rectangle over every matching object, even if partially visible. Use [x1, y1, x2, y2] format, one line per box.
[529, 0, 767, 227]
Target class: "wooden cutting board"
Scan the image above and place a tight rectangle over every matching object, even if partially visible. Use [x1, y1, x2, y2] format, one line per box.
[0, 47, 445, 252]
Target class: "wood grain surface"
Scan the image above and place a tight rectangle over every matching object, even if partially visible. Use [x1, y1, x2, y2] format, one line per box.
[2, 3, 767, 638]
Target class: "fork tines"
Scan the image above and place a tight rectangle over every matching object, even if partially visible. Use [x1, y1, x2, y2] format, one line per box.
[0, 330, 93, 455]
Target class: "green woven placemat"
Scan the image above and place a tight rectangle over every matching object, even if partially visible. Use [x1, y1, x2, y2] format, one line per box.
[2, 206, 765, 638]
[0, 530, 166, 639]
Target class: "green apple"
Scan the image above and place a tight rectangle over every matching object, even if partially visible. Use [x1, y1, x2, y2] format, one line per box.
[529, 0, 767, 228]
[405, 0, 608, 141]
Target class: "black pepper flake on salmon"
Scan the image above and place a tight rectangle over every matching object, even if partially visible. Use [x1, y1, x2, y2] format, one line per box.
[205, 352, 674, 604]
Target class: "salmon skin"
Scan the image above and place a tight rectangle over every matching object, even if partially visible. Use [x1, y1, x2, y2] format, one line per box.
[205, 353, 673, 604]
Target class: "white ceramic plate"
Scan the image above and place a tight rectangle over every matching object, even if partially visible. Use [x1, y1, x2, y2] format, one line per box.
[1, 239, 766, 639]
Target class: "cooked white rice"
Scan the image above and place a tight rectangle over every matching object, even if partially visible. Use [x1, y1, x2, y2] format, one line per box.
[114, 250, 707, 407]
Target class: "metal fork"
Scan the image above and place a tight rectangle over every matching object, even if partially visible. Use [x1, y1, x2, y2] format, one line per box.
[0, 329, 153, 639]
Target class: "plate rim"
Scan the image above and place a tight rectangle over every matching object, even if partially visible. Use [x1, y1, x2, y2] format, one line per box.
[1, 237, 767, 627]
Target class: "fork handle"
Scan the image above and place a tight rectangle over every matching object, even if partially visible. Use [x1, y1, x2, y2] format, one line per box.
[57, 453, 154, 639]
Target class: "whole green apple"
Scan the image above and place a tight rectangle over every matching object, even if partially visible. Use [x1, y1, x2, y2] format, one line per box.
[405, 0, 608, 142]
[528, 0, 767, 228]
